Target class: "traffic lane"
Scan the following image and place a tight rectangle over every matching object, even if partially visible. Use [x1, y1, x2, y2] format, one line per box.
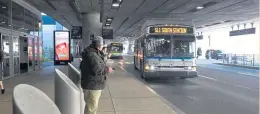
[197, 63, 258, 77]
[121, 63, 258, 114]
[197, 66, 259, 91]
[119, 57, 258, 114]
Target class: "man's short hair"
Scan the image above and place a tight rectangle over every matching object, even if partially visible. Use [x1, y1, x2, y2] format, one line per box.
[92, 36, 103, 47]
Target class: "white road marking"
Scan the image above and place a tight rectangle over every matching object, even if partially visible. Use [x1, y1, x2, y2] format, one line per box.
[198, 75, 218, 81]
[198, 75, 258, 92]
[238, 72, 258, 77]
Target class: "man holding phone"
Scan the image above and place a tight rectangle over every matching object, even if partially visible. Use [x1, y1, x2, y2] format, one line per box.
[80, 36, 114, 114]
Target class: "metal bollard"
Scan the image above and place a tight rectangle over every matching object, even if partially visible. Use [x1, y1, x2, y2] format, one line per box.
[55, 69, 81, 114]
[13, 84, 61, 114]
[68, 63, 85, 114]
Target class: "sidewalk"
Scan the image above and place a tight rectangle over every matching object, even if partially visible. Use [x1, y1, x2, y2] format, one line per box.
[214, 63, 259, 70]
[0, 60, 177, 114]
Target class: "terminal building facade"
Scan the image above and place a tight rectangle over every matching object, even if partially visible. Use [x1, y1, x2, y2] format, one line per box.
[0, 0, 42, 79]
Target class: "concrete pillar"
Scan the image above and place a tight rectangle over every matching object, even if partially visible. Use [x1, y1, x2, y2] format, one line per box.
[82, 12, 102, 48]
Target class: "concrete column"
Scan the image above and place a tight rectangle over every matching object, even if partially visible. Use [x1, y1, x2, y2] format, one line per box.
[82, 12, 102, 48]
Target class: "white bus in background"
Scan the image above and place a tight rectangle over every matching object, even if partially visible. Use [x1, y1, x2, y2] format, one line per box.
[133, 20, 198, 79]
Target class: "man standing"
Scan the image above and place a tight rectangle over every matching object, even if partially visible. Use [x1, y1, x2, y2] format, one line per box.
[80, 36, 113, 114]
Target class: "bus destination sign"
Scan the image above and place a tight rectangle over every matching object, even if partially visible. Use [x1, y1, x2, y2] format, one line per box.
[111, 43, 121, 46]
[149, 27, 193, 34]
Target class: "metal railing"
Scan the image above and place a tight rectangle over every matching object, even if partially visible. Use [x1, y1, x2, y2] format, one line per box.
[222, 54, 259, 67]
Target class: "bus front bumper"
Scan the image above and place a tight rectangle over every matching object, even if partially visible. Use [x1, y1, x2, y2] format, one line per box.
[144, 70, 198, 78]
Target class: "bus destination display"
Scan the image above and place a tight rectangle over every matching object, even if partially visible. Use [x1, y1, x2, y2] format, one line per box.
[111, 43, 121, 46]
[149, 27, 193, 34]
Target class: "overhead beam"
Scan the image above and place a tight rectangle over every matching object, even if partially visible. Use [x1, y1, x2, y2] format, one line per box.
[104, 12, 259, 19]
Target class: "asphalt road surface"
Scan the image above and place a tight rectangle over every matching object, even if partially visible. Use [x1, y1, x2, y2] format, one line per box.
[119, 56, 259, 114]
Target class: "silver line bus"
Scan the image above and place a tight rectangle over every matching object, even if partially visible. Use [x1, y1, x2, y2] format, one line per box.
[134, 21, 198, 79]
[107, 42, 124, 59]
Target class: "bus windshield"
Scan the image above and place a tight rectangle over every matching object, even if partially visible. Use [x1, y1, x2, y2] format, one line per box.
[146, 35, 171, 57]
[110, 45, 123, 53]
[145, 35, 195, 58]
[173, 40, 195, 58]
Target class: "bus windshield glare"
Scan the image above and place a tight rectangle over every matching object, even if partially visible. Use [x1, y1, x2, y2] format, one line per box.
[145, 35, 195, 58]
[110, 45, 123, 53]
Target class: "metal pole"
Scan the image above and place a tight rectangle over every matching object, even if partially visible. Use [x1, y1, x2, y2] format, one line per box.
[192, 19, 197, 58]
[253, 54, 255, 66]
[13, 84, 61, 114]
[243, 54, 245, 65]
[55, 69, 81, 114]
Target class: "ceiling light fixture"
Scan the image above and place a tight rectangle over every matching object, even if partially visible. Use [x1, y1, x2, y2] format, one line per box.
[0, 21, 6, 24]
[196, 6, 204, 10]
[106, 18, 113, 21]
[105, 23, 111, 26]
[112, 3, 120, 7]
[1, 6, 7, 9]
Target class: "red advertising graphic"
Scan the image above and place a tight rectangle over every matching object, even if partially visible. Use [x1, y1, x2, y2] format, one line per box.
[35, 37, 38, 60]
[55, 31, 70, 61]
[28, 37, 33, 61]
[39, 38, 43, 62]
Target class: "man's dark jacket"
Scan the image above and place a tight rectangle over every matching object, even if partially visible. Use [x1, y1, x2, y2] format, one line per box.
[80, 45, 109, 90]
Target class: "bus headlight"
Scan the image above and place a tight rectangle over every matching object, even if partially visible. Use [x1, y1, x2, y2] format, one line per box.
[185, 67, 192, 70]
[150, 65, 155, 70]
[144, 64, 150, 71]
[192, 66, 196, 70]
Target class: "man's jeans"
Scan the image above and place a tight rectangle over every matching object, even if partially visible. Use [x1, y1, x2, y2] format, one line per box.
[83, 89, 102, 114]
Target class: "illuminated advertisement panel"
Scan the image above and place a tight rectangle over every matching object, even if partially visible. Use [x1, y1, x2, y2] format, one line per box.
[39, 38, 43, 62]
[54, 31, 70, 64]
[28, 37, 33, 61]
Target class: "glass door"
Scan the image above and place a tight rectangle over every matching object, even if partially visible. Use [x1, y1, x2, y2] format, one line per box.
[13, 36, 20, 75]
[2, 34, 10, 78]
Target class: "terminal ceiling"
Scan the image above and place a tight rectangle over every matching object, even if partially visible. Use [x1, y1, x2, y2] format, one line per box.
[24, 0, 259, 37]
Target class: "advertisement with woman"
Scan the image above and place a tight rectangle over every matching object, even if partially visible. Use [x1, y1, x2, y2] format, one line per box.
[54, 31, 70, 63]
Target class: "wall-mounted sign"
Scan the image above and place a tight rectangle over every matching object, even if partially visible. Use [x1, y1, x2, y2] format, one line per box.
[54, 31, 70, 65]
[230, 28, 256, 36]
[196, 35, 203, 40]
[71, 26, 82, 39]
[102, 28, 113, 39]
[149, 26, 193, 34]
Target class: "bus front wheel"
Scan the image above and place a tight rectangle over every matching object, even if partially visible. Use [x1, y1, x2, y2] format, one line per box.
[141, 72, 146, 79]
[140, 61, 146, 79]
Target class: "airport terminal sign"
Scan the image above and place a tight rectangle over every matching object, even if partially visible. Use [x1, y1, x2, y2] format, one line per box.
[54, 31, 70, 64]
[230, 28, 256, 36]
[71, 26, 82, 39]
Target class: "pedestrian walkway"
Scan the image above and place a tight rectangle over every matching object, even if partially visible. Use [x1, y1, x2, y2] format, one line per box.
[0, 59, 177, 114]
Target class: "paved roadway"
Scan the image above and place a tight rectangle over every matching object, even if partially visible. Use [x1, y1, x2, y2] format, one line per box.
[117, 56, 259, 114]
